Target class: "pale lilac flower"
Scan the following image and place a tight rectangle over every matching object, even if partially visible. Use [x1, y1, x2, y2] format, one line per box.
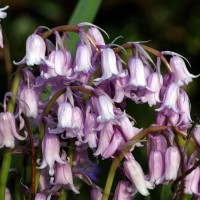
[37, 134, 65, 176]
[0, 111, 26, 148]
[35, 193, 46, 200]
[102, 128, 125, 159]
[0, 26, 3, 48]
[74, 43, 93, 73]
[95, 94, 119, 123]
[143, 72, 163, 106]
[113, 79, 125, 103]
[14, 34, 46, 66]
[83, 112, 98, 149]
[148, 150, 164, 184]
[67, 106, 84, 140]
[0, 6, 9, 48]
[156, 82, 180, 113]
[19, 87, 38, 118]
[5, 188, 12, 200]
[58, 102, 73, 128]
[94, 122, 114, 156]
[119, 115, 142, 142]
[124, 154, 154, 196]
[127, 56, 147, 88]
[94, 48, 126, 84]
[193, 125, 200, 146]
[177, 89, 192, 125]
[51, 154, 79, 194]
[90, 188, 102, 200]
[114, 180, 134, 200]
[43, 50, 72, 76]
[87, 26, 105, 46]
[164, 146, 181, 181]
[0, 5, 9, 20]
[170, 56, 199, 86]
[184, 151, 200, 195]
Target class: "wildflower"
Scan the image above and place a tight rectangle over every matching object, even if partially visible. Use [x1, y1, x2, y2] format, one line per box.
[127, 56, 147, 89]
[94, 48, 126, 84]
[51, 154, 79, 194]
[102, 128, 125, 159]
[170, 56, 199, 86]
[90, 188, 102, 200]
[0, 5, 9, 48]
[19, 87, 38, 118]
[74, 43, 93, 73]
[114, 181, 134, 200]
[148, 150, 164, 184]
[43, 50, 72, 76]
[164, 146, 181, 181]
[37, 134, 65, 176]
[0, 5, 9, 20]
[142, 72, 163, 106]
[156, 82, 180, 113]
[124, 154, 154, 196]
[0, 111, 26, 148]
[14, 33, 46, 66]
[87, 26, 105, 46]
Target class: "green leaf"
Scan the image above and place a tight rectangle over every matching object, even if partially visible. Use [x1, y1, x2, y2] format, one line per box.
[67, 0, 102, 55]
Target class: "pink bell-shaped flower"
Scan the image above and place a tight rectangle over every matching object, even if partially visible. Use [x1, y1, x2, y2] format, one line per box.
[0, 111, 27, 148]
[74, 43, 93, 73]
[19, 87, 38, 118]
[14, 33, 46, 66]
[124, 154, 154, 196]
[37, 134, 65, 176]
[170, 56, 199, 86]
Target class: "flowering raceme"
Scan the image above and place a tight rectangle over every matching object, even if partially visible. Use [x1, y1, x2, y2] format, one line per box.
[0, 10, 200, 200]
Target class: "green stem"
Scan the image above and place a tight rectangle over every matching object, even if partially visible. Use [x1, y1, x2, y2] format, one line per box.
[0, 66, 23, 199]
[102, 125, 169, 200]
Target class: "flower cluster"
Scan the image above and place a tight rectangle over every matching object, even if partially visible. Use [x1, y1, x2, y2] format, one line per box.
[1, 9, 200, 200]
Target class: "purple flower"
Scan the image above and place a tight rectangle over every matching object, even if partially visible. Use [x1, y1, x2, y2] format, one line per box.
[177, 89, 192, 125]
[156, 82, 180, 113]
[74, 43, 93, 73]
[123, 154, 154, 196]
[143, 72, 163, 107]
[193, 126, 200, 146]
[35, 193, 47, 200]
[51, 154, 79, 194]
[19, 87, 38, 118]
[164, 146, 180, 181]
[94, 48, 126, 84]
[94, 122, 114, 156]
[170, 56, 199, 86]
[0, 5, 9, 20]
[87, 26, 105, 46]
[184, 151, 200, 195]
[43, 50, 72, 76]
[37, 134, 65, 175]
[0, 111, 27, 148]
[95, 93, 121, 123]
[127, 56, 147, 89]
[148, 150, 164, 184]
[57, 102, 73, 128]
[114, 180, 134, 200]
[83, 112, 98, 149]
[90, 188, 102, 200]
[102, 128, 125, 159]
[14, 34, 46, 66]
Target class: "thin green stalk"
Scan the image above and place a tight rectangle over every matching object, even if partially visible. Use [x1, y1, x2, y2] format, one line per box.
[0, 66, 23, 199]
[102, 125, 169, 200]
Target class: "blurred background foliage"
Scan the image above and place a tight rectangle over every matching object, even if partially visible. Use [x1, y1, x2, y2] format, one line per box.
[0, 0, 200, 199]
